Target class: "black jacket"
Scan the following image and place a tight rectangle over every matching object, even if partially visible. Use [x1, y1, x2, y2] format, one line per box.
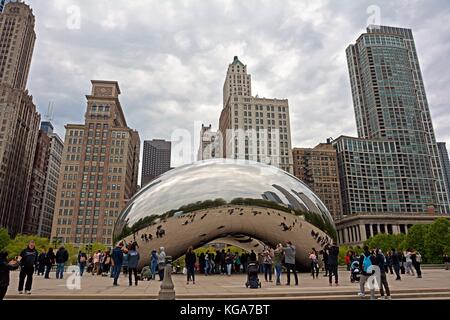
[185, 252, 196, 268]
[391, 252, 400, 265]
[45, 251, 55, 265]
[327, 246, 339, 266]
[375, 253, 387, 274]
[55, 249, 69, 264]
[0, 259, 19, 287]
[20, 247, 38, 268]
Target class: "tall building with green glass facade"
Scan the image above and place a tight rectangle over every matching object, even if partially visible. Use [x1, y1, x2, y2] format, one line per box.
[334, 26, 449, 245]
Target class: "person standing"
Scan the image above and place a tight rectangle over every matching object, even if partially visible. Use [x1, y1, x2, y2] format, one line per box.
[358, 246, 376, 300]
[345, 251, 351, 271]
[391, 249, 401, 280]
[150, 249, 158, 280]
[273, 244, 284, 285]
[111, 243, 124, 286]
[220, 249, 226, 274]
[127, 243, 140, 286]
[44, 248, 55, 279]
[185, 246, 196, 285]
[225, 249, 234, 276]
[405, 249, 415, 276]
[157, 247, 166, 281]
[234, 252, 241, 273]
[37, 249, 46, 276]
[92, 250, 101, 275]
[262, 247, 273, 282]
[204, 251, 210, 276]
[385, 251, 394, 275]
[77, 251, 87, 277]
[241, 252, 248, 274]
[18, 240, 38, 294]
[327, 245, 339, 286]
[411, 249, 422, 279]
[122, 248, 129, 276]
[102, 251, 112, 276]
[283, 241, 298, 286]
[444, 254, 449, 270]
[250, 250, 257, 263]
[309, 250, 319, 279]
[375, 249, 391, 300]
[215, 250, 222, 274]
[0, 252, 21, 300]
[55, 246, 69, 279]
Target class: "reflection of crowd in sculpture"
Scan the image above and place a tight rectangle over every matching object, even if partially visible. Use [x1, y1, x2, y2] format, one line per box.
[310, 230, 331, 247]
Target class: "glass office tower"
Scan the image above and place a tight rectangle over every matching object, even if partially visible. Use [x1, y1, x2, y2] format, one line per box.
[336, 25, 449, 216]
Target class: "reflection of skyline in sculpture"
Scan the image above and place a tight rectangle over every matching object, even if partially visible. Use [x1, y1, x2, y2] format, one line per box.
[272, 184, 308, 212]
[261, 191, 283, 204]
[114, 159, 336, 270]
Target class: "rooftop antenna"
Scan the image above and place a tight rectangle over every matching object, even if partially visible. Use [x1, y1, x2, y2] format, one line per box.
[44, 101, 54, 122]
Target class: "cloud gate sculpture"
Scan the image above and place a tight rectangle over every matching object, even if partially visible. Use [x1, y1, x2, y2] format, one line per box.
[114, 159, 337, 270]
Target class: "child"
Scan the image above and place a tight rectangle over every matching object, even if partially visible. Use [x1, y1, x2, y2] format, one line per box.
[0, 251, 21, 300]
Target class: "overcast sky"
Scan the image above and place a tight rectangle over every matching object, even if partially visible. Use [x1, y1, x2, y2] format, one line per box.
[25, 0, 450, 170]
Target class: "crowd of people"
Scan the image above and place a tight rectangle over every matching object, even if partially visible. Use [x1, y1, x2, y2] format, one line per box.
[182, 241, 300, 286]
[0, 238, 448, 300]
[344, 246, 424, 300]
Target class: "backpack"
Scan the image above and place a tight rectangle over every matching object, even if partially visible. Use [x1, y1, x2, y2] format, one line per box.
[416, 253, 422, 263]
[363, 254, 372, 272]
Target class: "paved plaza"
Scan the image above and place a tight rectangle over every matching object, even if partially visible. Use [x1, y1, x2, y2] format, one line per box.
[5, 268, 450, 300]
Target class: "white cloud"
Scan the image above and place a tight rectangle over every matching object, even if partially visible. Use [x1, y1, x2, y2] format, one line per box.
[26, 0, 450, 171]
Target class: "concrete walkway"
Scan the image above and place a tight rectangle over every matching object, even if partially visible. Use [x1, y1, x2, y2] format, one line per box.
[5, 268, 450, 300]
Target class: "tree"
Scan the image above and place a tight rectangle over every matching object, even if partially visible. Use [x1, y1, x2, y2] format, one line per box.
[0, 228, 10, 251]
[424, 218, 450, 263]
[406, 224, 429, 257]
[4, 234, 49, 259]
[364, 233, 406, 253]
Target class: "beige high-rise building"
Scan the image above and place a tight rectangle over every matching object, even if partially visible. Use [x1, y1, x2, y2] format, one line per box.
[51, 81, 140, 246]
[219, 56, 293, 173]
[0, 2, 35, 91]
[0, 2, 40, 236]
[292, 141, 342, 220]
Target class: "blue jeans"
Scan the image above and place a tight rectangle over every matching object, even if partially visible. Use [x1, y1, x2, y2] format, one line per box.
[56, 263, 65, 279]
[112, 264, 122, 284]
[275, 263, 282, 284]
[204, 261, 210, 275]
[264, 264, 272, 281]
[79, 264, 85, 276]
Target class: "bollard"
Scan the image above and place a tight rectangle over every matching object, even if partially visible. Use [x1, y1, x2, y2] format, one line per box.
[158, 256, 176, 300]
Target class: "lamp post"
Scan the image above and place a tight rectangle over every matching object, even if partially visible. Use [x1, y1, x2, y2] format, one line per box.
[158, 256, 175, 300]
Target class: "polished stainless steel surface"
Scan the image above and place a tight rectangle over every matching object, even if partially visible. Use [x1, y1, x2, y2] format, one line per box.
[114, 159, 336, 269]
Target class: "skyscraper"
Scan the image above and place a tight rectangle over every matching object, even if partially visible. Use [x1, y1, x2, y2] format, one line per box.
[23, 128, 51, 236]
[34, 122, 64, 238]
[334, 25, 449, 245]
[437, 142, 450, 203]
[0, 2, 40, 236]
[51, 81, 140, 246]
[141, 139, 171, 186]
[219, 56, 293, 173]
[293, 141, 342, 220]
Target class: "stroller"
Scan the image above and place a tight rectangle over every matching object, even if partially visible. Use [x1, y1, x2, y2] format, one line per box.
[245, 262, 261, 289]
[350, 260, 361, 283]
